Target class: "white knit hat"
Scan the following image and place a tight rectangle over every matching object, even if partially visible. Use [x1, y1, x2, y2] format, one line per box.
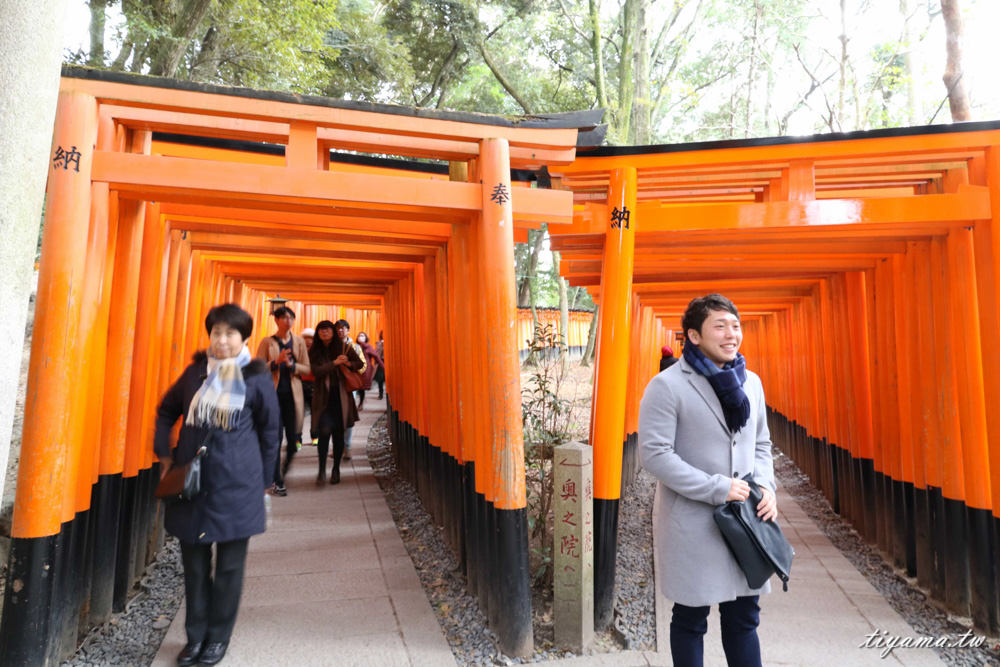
[301, 327, 315, 336]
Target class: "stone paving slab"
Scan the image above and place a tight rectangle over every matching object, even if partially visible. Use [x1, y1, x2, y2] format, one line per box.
[152, 396, 456, 666]
[155, 394, 958, 666]
[649, 480, 945, 667]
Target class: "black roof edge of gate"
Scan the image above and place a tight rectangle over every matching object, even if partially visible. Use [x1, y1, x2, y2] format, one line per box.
[578, 118, 1000, 158]
[62, 65, 605, 140]
[152, 132, 548, 183]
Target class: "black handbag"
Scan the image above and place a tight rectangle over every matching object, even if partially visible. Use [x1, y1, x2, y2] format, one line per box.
[713, 474, 794, 591]
[155, 444, 208, 501]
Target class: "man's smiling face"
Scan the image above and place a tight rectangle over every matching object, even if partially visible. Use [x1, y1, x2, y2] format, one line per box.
[688, 309, 742, 368]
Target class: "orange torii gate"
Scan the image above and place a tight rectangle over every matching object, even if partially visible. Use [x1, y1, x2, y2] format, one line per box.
[1, 66, 603, 664]
[549, 125, 1000, 635]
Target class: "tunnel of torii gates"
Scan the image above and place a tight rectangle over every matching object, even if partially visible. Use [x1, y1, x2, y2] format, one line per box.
[5, 64, 1000, 663]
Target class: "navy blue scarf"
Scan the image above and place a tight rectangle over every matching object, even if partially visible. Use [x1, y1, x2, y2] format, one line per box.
[683, 343, 751, 433]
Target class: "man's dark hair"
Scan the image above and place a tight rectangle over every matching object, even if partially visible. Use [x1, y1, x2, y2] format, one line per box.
[334, 319, 350, 330]
[273, 306, 296, 320]
[681, 294, 740, 341]
[205, 303, 253, 341]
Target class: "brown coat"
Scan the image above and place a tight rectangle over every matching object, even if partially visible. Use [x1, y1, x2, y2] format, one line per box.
[310, 339, 364, 433]
[256, 333, 310, 433]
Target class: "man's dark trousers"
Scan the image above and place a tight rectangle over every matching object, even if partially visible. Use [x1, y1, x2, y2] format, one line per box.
[274, 389, 297, 484]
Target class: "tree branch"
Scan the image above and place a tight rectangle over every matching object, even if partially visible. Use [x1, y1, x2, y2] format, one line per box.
[479, 36, 534, 113]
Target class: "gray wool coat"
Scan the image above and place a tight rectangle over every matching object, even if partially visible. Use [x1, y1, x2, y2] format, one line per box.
[638, 356, 776, 607]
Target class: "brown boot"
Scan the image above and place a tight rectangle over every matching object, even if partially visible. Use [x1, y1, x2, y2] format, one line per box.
[316, 469, 326, 485]
[330, 468, 341, 485]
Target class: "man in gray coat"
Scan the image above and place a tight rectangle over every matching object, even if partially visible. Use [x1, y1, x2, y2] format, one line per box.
[639, 294, 776, 667]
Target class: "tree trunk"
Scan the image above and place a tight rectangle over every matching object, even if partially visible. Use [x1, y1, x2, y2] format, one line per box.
[479, 38, 534, 114]
[517, 228, 546, 307]
[743, 1, 763, 137]
[900, 0, 918, 126]
[111, 39, 133, 70]
[189, 25, 220, 80]
[941, 0, 972, 121]
[836, 0, 848, 130]
[616, 0, 638, 143]
[589, 0, 609, 110]
[581, 307, 599, 367]
[88, 0, 107, 67]
[630, 0, 650, 144]
[554, 251, 570, 371]
[569, 285, 580, 310]
[148, 0, 214, 77]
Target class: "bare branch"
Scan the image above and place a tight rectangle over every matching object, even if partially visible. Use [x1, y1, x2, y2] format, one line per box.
[555, 0, 591, 43]
[479, 36, 534, 113]
[794, 44, 838, 132]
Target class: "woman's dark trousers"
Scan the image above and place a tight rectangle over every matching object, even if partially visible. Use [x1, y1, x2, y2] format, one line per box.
[670, 595, 761, 667]
[316, 409, 346, 476]
[180, 538, 250, 645]
[274, 389, 297, 484]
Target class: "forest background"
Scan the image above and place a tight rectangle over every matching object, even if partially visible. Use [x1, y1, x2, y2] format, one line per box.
[64, 0, 1000, 319]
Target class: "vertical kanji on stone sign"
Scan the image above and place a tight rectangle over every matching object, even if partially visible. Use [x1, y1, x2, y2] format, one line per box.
[554, 441, 594, 652]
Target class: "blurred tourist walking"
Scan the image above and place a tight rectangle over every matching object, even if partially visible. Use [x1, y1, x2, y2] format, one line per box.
[308, 320, 364, 484]
[154, 303, 280, 666]
[354, 331, 384, 411]
[256, 307, 310, 496]
[374, 330, 386, 399]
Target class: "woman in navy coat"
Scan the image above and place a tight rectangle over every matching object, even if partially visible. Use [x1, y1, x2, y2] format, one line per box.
[154, 303, 280, 666]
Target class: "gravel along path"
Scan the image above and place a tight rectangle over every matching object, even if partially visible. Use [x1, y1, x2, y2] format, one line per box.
[772, 447, 1000, 667]
[366, 413, 656, 664]
[60, 421, 999, 666]
[64, 538, 184, 666]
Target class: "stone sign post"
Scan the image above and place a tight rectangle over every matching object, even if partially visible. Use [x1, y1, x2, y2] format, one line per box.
[553, 441, 594, 652]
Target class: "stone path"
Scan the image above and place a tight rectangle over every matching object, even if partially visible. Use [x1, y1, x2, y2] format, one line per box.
[153, 394, 956, 666]
[152, 394, 456, 667]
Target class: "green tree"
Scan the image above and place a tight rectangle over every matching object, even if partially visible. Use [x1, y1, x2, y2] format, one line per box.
[72, 0, 341, 92]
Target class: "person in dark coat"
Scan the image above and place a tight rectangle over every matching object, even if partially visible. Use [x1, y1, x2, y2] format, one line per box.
[154, 303, 280, 666]
[309, 319, 364, 484]
[354, 331, 384, 411]
[374, 330, 386, 399]
[659, 345, 678, 372]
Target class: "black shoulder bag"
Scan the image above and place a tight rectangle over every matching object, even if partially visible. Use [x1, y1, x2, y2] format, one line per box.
[713, 474, 795, 591]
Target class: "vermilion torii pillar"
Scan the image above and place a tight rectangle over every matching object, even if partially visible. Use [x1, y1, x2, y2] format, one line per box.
[590, 167, 637, 629]
[3, 90, 98, 665]
[476, 138, 533, 657]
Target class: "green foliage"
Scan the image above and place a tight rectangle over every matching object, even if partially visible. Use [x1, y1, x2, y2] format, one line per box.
[521, 323, 582, 588]
[323, 0, 416, 102]
[70, 0, 997, 141]
[72, 0, 340, 93]
[197, 0, 340, 91]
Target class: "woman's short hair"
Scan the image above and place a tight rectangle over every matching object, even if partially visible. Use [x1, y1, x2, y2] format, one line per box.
[681, 294, 739, 341]
[205, 303, 253, 340]
[356, 331, 368, 343]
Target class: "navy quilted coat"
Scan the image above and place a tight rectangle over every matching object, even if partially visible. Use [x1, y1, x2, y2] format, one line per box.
[153, 352, 280, 544]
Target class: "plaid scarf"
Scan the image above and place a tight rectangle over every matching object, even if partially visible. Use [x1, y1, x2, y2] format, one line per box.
[682, 343, 751, 433]
[185, 345, 252, 431]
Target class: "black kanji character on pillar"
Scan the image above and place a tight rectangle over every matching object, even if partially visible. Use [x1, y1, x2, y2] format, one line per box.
[490, 183, 510, 205]
[53, 145, 82, 172]
[610, 205, 631, 230]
